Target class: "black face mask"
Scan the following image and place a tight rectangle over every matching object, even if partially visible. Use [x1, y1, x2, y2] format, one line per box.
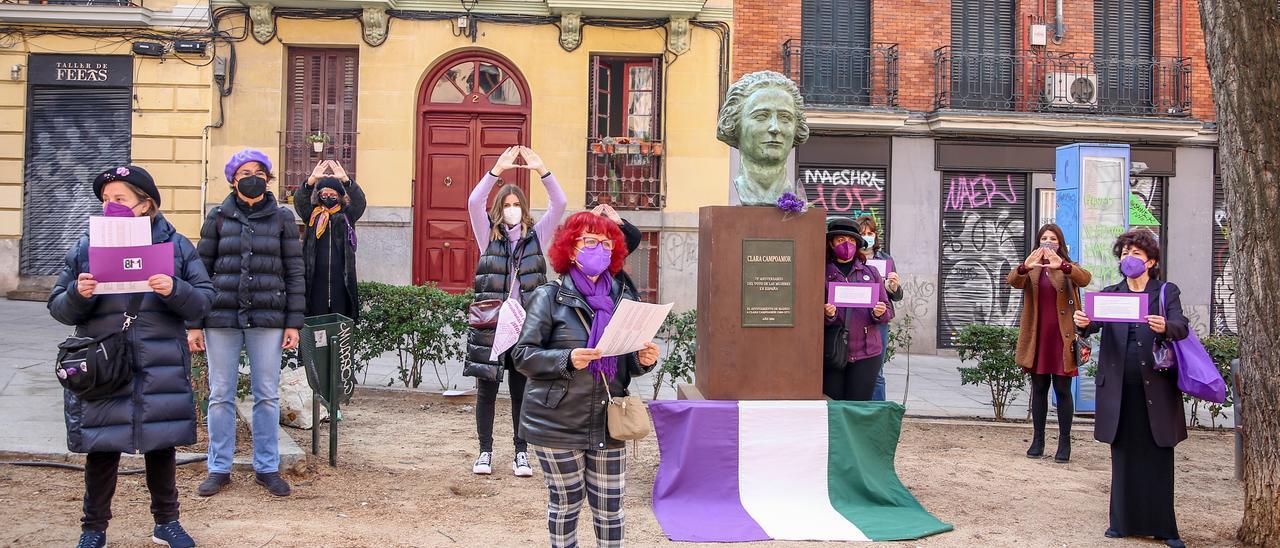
[236, 176, 267, 199]
[320, 195, 340, 208]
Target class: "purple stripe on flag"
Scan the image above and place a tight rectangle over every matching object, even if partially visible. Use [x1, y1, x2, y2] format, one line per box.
[650, 401, 769, 542]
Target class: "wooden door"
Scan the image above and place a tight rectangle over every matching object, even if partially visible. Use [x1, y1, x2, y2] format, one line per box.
[414, 51, 532, 290]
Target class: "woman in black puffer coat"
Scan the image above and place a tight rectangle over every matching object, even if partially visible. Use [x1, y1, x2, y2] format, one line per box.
[49, 166, 212, 548]
[187, 149, 305, 499]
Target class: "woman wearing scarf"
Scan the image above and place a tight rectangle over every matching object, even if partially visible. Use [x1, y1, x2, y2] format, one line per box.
[511, 211, 660, 548]
[294, 160, 367, 321]
[465, 145, 566, 478]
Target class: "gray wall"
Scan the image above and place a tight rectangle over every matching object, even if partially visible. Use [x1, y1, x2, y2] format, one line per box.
[888, 136, 942, 353]
[1164, 146, 1216, 334]
[352, 206, 412, 286]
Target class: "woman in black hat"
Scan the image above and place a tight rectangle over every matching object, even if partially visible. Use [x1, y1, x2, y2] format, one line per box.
[823, 217, 893, 401]
[294, 160, 366, 321]
[48, 165, 213, 548]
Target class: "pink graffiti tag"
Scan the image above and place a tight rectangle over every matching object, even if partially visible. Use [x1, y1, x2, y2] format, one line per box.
[808, 184, 885, 214]
[945, 174, 1019, 211]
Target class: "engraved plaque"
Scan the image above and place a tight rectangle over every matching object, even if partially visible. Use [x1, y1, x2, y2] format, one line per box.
[742, 239, 795, 327]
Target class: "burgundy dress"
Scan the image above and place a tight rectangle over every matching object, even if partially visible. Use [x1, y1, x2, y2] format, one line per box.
[1032, 267, 1075, 376]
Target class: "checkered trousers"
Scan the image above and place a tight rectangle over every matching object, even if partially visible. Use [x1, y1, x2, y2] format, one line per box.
[530, 446, 628, 548]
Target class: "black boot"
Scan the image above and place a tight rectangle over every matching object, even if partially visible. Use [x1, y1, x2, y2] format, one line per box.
[1054, 435, 1071, 463]
[1026, 430, 1045, 458]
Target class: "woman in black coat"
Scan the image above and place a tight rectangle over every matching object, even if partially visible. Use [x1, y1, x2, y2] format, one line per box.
[1074, 229, 1188, 548]
[293, 160, 366, 321]
[511, 211, 660, 548]
[188, 149, 305, 499]
[49, 166, 213, 548]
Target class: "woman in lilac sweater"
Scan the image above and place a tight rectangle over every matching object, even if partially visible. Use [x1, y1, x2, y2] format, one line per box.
[465, 146, 567, 477]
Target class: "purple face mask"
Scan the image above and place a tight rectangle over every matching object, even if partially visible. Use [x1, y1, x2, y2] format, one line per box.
[833, 241, 857, 261]
[1120, 255, 1149, 278]
[102, 201, 137, 218]
[575, 243, 612, 277]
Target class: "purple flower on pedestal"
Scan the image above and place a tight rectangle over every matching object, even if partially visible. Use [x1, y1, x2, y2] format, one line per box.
[776, 191, 806, 214]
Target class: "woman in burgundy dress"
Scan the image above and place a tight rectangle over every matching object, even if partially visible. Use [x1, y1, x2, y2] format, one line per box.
[1007, 224, 1091, 462]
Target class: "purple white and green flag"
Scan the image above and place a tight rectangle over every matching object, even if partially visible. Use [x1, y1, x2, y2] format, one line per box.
[649, 400, 953, 542]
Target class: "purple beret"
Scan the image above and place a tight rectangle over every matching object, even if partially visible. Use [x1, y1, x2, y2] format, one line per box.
[224, 148, 273, 182]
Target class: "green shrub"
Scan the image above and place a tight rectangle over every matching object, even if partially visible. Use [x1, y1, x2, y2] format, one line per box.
[651, 309, 697, 399]
[955, 324, 1025, 421]
[355, 281, 471, 389]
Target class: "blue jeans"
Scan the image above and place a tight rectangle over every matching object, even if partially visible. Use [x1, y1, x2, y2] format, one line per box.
[205, 328, 283, 474]
[872, 325, 889, 401]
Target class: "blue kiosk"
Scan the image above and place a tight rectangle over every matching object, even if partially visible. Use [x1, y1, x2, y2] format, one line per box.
[1055, 143, 1131, 414]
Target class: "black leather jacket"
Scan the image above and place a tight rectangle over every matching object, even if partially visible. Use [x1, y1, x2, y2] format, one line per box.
[512, 275, 655, 450]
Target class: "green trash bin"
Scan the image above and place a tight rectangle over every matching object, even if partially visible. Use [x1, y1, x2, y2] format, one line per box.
[299, 313, 354, 466]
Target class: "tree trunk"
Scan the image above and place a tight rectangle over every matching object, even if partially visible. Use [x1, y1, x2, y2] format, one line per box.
[1199, 2, 1280, 545]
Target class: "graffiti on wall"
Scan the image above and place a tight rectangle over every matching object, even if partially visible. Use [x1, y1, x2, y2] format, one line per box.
[1211, 184, 1237, 335]
[938, 172, 1028, 347]
[800, 167, 888, 225]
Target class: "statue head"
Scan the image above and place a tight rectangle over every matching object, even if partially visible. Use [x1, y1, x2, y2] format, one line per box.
[716, 71, 809, 168]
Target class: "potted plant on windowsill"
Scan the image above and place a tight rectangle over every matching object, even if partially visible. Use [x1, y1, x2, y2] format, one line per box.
[306, 132, 329, 153]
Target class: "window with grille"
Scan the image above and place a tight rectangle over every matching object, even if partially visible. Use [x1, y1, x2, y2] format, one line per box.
[586, 56, 664, 210]
[282, 48, 358, 202]
[625, 231, 661, 303]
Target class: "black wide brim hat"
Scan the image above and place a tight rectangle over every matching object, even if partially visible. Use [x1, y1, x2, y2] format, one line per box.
[826, 217, 868, 251]
[93, 165, 161, 207]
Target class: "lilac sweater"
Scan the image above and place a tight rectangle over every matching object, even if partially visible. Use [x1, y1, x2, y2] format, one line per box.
[468, 172, 567, 298]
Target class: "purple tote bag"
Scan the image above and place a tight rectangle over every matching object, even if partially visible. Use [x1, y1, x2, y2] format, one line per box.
[1151, 283, 1227, 403]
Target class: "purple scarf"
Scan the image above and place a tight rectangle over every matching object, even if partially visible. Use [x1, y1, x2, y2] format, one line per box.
[568, 266, 618, 379]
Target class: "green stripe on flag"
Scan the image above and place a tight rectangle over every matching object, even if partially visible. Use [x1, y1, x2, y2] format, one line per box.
[826, 401, 954, 541]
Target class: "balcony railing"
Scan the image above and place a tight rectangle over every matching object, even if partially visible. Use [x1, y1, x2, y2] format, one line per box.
[933, 46, 1191, 117]
[782, 39, 900, 108]
[279, 130, 358, 203]
[585, 138, 664, 211]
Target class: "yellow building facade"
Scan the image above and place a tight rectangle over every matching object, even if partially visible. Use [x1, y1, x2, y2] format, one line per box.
[1, 1, 730, 309]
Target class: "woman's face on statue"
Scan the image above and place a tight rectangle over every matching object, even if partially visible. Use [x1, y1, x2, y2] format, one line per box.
[738, 87, 797, 166]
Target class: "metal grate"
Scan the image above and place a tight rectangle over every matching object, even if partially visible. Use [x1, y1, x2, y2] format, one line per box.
[782, 40, 899, 108]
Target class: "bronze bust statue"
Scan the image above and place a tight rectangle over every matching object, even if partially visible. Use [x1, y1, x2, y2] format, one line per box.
[716, 71, 810, 206]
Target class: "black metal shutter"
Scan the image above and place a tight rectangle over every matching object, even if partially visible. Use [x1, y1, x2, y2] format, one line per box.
[938, 172, 1028, 347]
[20, 87, 131, 276]
[1095, 0, 1153, 113]
[950, 0, 1016, 109]
[1128, 176, 1166, 277]
[801, 0, 871, 105]
[798, 165, 889, 250]
[1211, 177, 1236, 335]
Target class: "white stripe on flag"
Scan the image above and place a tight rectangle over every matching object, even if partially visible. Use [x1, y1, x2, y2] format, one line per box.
[737, 401, 870, 541]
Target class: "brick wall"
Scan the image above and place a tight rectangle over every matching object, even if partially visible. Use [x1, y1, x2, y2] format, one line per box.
[733, 0, 1215, 120]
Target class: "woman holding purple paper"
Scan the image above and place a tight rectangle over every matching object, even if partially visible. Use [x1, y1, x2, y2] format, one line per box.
[823, 217, 893, 401]
[511, 211, 659, 548]
[1073, 228, 1188, 548]
[1007, 223, 1092, 463]
[855, 214, 902, 402]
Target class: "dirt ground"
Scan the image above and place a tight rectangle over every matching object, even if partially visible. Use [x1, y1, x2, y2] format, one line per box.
[0, 388, 1243, 547]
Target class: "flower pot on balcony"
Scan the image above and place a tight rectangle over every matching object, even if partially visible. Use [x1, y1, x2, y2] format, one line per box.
[652, 143, 664, 156]
[591, 142, 604, 154]
[639, 142, 652, 155]
[312, 142, 325, 153]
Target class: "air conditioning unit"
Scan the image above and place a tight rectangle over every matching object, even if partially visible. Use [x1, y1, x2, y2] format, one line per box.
[1046, 72, 1098, 108]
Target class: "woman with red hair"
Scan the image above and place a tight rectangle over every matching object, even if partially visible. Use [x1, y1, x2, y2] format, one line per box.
[511, 211, 660, 548]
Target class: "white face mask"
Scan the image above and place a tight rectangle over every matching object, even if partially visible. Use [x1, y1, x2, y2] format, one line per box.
[502, 206, 523, 227]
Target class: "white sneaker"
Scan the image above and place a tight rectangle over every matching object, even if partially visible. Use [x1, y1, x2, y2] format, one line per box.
[513, 452, 534, 477]
[473, 452, 493, 475]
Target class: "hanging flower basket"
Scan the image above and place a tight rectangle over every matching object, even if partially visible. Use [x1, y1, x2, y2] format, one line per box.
[305, 132, 330, 153]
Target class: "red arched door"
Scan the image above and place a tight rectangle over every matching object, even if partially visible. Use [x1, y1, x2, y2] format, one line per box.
[414, 51, 531, 291]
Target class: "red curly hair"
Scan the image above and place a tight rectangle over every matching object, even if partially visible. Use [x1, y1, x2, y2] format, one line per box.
[547, 211, 628, 275]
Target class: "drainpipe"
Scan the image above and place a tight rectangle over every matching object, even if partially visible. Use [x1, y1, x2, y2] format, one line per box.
[1054, 0, 1065, 42]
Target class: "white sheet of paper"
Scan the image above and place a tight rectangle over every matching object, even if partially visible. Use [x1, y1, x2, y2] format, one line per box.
[90, 216, 154, 294]
[833, 285, 874, 305]
[1094, 295, 1142, 320]
[593, 299, 674, 358]
[489, 298, 527, 361]
[866, 259, 889, 278]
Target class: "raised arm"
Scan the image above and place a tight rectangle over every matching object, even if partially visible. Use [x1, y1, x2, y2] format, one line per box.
[523, 146, 567, 246]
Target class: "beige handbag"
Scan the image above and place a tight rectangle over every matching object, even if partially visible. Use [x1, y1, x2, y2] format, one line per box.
[571, 305, 651, 440]
[599, 371, 651, 441]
